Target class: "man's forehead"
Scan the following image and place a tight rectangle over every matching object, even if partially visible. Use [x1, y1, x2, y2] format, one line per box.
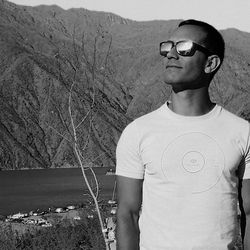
[169, 25, 207, 43]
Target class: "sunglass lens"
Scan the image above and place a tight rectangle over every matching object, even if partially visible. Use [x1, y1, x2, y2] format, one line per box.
[176, 41, 193, 56]
[160, 42, 173, 56]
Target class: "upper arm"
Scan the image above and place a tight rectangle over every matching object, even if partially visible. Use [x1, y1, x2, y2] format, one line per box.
[115, 121, 144, 214]
[239, 122, 250, 215]
[116, 176, 143, 248]
[116, 175, 143, 214]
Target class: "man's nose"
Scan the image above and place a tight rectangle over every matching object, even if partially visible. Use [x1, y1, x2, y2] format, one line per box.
[166, 46, 179, 59]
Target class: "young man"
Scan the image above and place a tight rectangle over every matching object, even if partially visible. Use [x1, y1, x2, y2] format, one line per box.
[116, 19, 250, 250]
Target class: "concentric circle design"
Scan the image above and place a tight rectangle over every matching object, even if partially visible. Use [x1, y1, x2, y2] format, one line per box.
[182, 151, 205, 173]
[161, 132, 225, 194]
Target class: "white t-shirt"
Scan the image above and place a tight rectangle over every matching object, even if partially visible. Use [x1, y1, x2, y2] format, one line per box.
[116, 104, 250, 250]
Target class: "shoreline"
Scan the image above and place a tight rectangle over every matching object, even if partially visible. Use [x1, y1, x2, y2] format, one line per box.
[0, 166, 113, 171]
[0, 201, 117, 236]
[1, 195, 116, 218]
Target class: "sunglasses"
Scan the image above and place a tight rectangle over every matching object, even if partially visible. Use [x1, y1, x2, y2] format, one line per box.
[159, 40, 211, 57]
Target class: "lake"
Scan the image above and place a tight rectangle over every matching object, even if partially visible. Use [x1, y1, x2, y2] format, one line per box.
[0, 167, 116, 216]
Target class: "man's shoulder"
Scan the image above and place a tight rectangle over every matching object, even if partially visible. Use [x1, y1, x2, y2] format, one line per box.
[219, 106, 249, 133]
[129, 105, 164, 126]
[122, 105, 165, 136]
[220, 106, 249, 125]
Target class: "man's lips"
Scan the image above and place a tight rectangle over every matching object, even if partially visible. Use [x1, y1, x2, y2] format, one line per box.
[165, 65, 182, 68]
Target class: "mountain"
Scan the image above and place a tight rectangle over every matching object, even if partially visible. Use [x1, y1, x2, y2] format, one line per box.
[0, 0, 249, 170]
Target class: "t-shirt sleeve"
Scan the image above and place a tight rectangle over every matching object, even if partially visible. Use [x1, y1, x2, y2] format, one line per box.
[116, 121, 145, 179]
[242, 122, 250, 179]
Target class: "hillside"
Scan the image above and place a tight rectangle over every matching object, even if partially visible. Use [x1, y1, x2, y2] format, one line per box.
[0, 0, 249, 170]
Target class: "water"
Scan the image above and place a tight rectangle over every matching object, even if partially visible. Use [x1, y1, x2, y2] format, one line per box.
[0, 167, 115, 216]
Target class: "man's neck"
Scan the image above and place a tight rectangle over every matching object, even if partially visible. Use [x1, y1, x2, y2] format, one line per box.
[168, 88, 215, 116]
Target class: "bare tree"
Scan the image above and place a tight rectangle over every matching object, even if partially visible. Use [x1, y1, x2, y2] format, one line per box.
[47, 30, 115, 249]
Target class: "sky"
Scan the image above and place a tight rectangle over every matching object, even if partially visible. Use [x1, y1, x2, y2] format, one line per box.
[8, 0, 250, 33]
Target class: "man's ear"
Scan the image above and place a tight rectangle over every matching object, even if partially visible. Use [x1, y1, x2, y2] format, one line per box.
[204, 55, 221, 74]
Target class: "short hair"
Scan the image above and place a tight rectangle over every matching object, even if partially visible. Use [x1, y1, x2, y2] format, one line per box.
[178, 19, 225, 64]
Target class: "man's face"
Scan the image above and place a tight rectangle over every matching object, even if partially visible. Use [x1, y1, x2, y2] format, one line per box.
[163, 25, 209, 92]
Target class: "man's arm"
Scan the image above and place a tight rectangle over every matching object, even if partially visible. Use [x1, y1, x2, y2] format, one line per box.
[240, 179, 250, 250]
[116, 175, 143, 250]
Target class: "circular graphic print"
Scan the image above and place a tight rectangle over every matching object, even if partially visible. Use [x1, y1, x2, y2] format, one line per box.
[161, 132, 225, 194]
[182, 151, 205, 173]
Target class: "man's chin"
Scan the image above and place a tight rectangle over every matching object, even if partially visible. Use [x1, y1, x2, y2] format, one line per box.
[164, 76, 177, 86]
[163, 77, 181, 89]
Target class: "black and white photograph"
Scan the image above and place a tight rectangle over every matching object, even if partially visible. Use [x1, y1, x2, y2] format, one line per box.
[0, 0, 249, 249]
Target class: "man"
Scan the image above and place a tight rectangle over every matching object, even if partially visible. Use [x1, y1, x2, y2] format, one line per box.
[115, 19, 250, 250]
